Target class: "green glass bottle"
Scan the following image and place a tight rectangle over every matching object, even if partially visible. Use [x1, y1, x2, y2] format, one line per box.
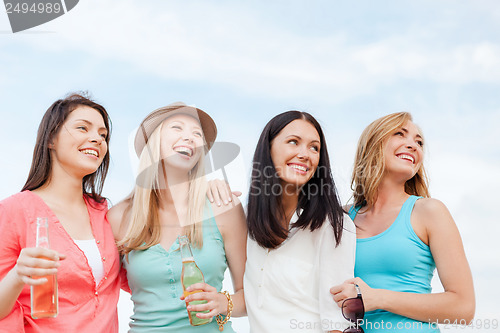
[179, 235, 211, 326]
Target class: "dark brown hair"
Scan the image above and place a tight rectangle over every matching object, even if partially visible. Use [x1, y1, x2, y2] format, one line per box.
[22, 93, 112, 203]
[247, 111, 344, 249]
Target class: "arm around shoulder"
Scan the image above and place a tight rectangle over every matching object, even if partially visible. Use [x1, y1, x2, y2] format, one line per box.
[211, 195, 247, 241]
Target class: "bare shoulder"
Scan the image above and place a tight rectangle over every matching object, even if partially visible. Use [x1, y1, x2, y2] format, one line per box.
[107, 200, 129, 222]
[210, 195, 246, 238]
[413, 197, 455, 229]
[107, 200, 131, 240]
[414, 198, 450, 216]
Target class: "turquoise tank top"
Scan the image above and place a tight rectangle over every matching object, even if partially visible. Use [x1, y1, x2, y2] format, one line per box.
[123, 204, 234, 333]
[349, 196, 440, 332]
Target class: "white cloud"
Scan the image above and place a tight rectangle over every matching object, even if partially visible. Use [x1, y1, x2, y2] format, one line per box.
[13, 0, 497, 106]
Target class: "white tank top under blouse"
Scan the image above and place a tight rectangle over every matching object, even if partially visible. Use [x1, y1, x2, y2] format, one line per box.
[73, 239, 105, 285]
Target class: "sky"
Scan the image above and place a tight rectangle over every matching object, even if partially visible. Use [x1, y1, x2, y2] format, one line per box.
[1, 1, 499, 332]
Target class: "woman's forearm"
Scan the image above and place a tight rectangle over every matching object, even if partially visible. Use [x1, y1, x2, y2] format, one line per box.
[219, 289, 246, 317]
[376, 288, 475, 324]
[0, 268, 25, 319]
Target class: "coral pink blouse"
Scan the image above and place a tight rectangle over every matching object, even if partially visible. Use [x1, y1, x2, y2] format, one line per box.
[0, 191, 122, 333]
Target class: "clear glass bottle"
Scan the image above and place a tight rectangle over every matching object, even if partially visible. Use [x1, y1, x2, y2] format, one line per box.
[179, 235, 211, 326]
[31, 217, 58, 319]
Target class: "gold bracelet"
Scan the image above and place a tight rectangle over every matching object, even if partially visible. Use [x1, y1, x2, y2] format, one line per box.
[215, 291, 233, 331]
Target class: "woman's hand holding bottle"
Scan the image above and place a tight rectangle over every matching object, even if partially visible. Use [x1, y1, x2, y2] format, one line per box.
[180, 282, 228, 319]
[14, 248, 66, 286]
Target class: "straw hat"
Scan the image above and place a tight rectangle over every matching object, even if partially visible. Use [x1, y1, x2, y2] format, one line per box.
[134, 102, 217, 157]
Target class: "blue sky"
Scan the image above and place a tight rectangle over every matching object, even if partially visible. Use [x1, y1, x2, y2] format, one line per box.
[1, 1, 499, 331]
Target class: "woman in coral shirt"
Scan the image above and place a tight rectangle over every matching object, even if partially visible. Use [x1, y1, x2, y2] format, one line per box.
[0, 93, 122, 333]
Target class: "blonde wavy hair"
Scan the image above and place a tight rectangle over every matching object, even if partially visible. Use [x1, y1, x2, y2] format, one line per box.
[351, 112, 430, 209]
[118, 121, 208, 255]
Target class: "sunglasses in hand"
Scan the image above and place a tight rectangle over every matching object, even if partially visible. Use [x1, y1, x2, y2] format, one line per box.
[341, 284, 365, 333]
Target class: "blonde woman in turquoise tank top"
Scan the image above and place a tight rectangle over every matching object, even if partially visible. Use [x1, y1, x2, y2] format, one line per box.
[330, 112, 475, 332]
[107, 103, 247, 332]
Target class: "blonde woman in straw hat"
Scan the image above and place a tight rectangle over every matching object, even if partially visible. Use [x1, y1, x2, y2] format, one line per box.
[107, 103, 247, 332]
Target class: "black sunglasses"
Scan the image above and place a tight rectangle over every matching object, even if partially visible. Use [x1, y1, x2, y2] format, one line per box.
[341, 284, 365, 333]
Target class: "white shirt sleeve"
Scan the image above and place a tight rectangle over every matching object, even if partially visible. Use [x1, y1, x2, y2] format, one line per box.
[318, 213, 357, 332]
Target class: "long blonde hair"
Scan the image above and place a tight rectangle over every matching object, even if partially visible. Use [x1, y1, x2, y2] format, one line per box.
[351, 112, 430, 209]
[118, 122, 209, 255]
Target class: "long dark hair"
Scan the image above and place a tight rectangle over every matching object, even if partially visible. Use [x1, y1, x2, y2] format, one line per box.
[22, 93, 112, 203]
[247, 111, 344, 249]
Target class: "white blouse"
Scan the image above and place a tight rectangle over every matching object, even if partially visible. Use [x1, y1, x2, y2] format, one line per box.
[244, 213, 356, 333]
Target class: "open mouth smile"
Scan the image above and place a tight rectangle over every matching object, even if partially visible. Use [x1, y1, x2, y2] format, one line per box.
[396, 153, 415, 164]
[173, 146, 194, 157]
[287, 163, 309, 175]
[80, 148, 99, 158]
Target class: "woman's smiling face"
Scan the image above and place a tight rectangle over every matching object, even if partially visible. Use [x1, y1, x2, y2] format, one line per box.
[50, 105, 108, 179]
[270, 119, 321, 189]
[383, 120, 424, 181]
[159, 113, 205, 172]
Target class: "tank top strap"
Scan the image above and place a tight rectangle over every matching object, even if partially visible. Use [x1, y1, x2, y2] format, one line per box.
[348, 196, 422, 225]
[397, 195, 424, 238]
[399, 195, 422, 221]
[201, 200, 224, 243]
[348, 204, 361, 221]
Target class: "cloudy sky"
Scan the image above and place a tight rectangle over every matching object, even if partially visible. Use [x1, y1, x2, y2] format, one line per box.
[1, 1, 499, 332]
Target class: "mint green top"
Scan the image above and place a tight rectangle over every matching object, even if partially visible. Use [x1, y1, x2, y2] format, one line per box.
[123, 204, 234, 333]
[349, 196, 439, 332]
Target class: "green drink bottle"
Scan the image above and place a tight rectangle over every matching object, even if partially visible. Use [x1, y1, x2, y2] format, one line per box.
[179, 235, 211, 326]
